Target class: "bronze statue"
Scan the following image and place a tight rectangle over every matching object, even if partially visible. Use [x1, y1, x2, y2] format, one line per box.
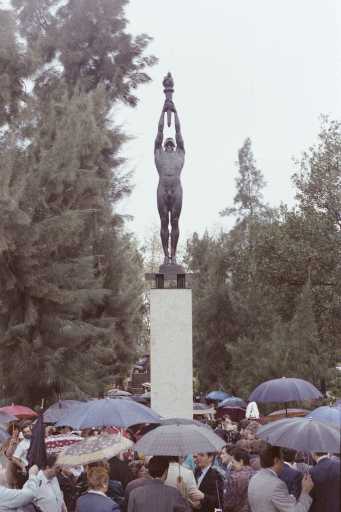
[154, 73, 185, 265]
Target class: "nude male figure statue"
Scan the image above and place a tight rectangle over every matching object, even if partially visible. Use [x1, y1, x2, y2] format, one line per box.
[154, 99, 185, 265]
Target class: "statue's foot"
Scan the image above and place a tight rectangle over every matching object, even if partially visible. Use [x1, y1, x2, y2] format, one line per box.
[170, 256, 177, 265]
[163, 256, 171, 265]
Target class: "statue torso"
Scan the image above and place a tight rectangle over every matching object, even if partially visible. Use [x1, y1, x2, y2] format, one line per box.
[155, 149, 185, 182]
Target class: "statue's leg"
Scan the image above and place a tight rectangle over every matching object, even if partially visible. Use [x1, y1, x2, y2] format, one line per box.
[170, 185, 183, 262]
[157, 184, 170, 262]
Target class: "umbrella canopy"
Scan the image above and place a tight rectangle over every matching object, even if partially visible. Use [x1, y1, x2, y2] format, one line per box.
[0, 411, 17, 424]
[57, 433, 133, 466]
[44, 400, 85, 423]
[249, 377, 322, 403]
[134, 424, 225, 456]
[0, 405, 38, 419]
[262, 408, 309, 423]
[56, 398, 160, 429]
[218, 396, 247, 409]
[256, 417, 341, 453]
[27, 414, 47, 469]
[159, 417, 211, 428]
[45, 434, 82, 454]
[106, 389, 132, 398]
[0, 426, 10, 444]
[309, 405, 341, 427]
[206, 391, 230, 402]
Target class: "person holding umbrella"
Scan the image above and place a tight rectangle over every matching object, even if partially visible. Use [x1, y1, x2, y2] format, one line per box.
[0, 463, 39, 511]
[309, 451, 340, 512]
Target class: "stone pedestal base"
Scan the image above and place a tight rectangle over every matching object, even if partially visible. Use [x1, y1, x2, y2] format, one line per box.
[150, 288, 193, 419]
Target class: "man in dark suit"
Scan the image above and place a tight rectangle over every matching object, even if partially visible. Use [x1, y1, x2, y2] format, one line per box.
[278, 448, 302, 499]
[108, 456, 134, 490]
[309, 452, 340, 512]
[190, 453, 223, 512]
[128, 456, 190, 512]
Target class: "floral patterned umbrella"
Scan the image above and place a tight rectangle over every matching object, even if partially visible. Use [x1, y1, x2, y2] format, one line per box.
[57, 433, 133, 466]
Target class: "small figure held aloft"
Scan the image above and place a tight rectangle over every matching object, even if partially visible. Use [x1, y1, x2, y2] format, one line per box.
[154, 74, 185, 265]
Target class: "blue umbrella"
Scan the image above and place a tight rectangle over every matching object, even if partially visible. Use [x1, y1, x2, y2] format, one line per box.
[257, 416, 340, 453]
[0, 426, 10, 444]
[206, 391, 230, 402]
[0, 411, 17, 424]
[309, 405, 341, 427]
[249, 377, 322, 403]
[56, 398, 160, 429]
[217, 396, 247, 409]
[43, 400, 85, 423]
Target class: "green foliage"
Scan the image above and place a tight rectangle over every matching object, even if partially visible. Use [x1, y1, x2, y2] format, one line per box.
[0, 0, 154, 406]
[187, 128, 341, 398]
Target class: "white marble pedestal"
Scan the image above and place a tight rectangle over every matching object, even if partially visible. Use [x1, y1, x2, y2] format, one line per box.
[150, 288, 193, 419]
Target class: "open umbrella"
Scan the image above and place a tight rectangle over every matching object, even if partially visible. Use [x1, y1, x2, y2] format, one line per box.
[106, 389, 132, 398]
[134, 424, 225, 456]
[217, 396, 247, 409]
[256, 416, 340, 453]
[44, 400, 85, 423]
[45, 434, 82, 454]
[309, 405, 341, 427]
[0, 411, 17, 424]
[193, 403, 215, 416]
[57, 433, 133, 466]
[262, 408, 309, 423]
[56, 398, 160, 429]
[206, 391, 230, 402]
[0, 405, 38, 419]
[249, 377, 322, 403]
[0, 426, 10, 444]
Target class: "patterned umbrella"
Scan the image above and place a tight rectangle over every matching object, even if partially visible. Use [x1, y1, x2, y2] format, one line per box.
[45, 434, 82, 454]
[249, 377, 322, 403]
[57, 433, 133, 466]
[0, 405, 37, 419]
[56, 398, 160, 429]
[256, 417, 341, 453]
[134, 424, 225, 456]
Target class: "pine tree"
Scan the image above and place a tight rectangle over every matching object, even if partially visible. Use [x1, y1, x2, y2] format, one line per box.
[0, 1, 155, 405]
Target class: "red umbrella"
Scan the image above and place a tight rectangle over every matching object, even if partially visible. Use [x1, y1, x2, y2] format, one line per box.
[0, 405, 38, 419]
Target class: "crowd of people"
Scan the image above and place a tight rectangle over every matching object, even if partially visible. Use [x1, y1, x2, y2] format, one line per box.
[0, 414, 340, 512]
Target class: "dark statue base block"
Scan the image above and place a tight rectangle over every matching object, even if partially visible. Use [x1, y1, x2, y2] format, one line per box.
[145, 263, 192, 290]
[159, 262, 185, 277]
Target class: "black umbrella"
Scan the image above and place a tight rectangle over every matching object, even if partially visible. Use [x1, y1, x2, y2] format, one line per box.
[27, 413, 47, 469]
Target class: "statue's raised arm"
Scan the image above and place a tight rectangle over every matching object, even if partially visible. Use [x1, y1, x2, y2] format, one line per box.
[154, 106, 165, 152]
[174, 107, 185, 152]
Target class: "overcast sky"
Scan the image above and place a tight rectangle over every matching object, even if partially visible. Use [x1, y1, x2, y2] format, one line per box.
[116, 0, 341, 242]
[2, 0, 341, 243]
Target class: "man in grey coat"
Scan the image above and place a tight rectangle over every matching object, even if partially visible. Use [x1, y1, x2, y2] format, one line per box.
[0, 464, 39, 511]
[128, 456, 190, 512]
[248, 445, 313, 512]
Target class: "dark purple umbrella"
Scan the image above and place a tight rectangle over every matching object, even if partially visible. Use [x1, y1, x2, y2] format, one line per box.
[27, 414, 47, 469]
[43, 400, 85, 423]
[249, 377, 322, 403]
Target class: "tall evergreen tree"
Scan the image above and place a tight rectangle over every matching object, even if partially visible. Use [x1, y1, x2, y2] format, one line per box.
[0, 1, 155, 405]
